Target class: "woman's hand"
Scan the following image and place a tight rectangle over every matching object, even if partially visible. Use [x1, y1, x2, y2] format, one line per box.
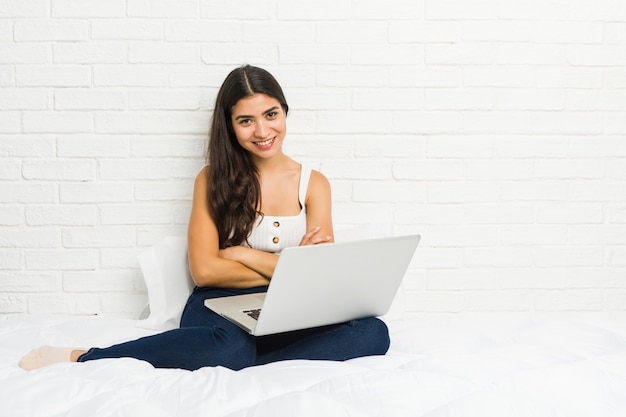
[299, 225, 332, 246]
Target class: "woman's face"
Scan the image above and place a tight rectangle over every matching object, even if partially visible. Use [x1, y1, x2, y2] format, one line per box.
[230, 93, 287, 162]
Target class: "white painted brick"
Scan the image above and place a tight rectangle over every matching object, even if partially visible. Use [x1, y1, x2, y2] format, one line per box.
[22, 159, 96, 181]
[605, 292, 626, 311]
[128, 0, 200, 18]
[464, 204, 535, 224]
[427, 136, 494, 158]
[62, 227, 135, 248]
[0, 89, 49, 110]
[101, 293, 148, 315]
[0, 272, 58, 292]
[356, 136, 425, 159]
[317, 111, 391, 134]
[537, 203, 603, 224]
[99, 204, 172, 225]
[316, 68, 387, 88]
[131, 136, 204, 158]
[608, 205, 626, 223]
[463, 111, 601, 135]
[0, 21, 13, 41]
[353, 45, 424, 66]
[0, 112, 20, 133]
[95, 111, 209, 134]
[332, 202, 393, 225]
[536, 247, 604, 267]
[607, 247, 626, 267]
[570, 225, 626, 246]
[286, 135, 352, 159]
[427, 269, 498, 290]
[0, 183, 57, 203]
[0, 250, 23, 270]
[22, 111, 93, 133]
[316, 22, 387, 44]
[0, 227, 60, 248]
[25, 249, 99, 270]
[494, 89, 565, 111]
[288, 89, 350, 111]
[569, 268, 626, 288]
[202, 0, 272, 19]
[465, 160, 534, 180]
[14, 19, 88, 41]
[570, 138, 626, 158]
[0, 44, 49, 64]
[353, 89, 422, 111]
[498, 0, 567, 20]
[54, 88, 127, 110]
[464, 21, 530, 42]
[604, 68, 626, 88]
[428, 183, 500, 203]
[128, 89, 211, 110]
[570, 182, 626, 202]
[465, 291, 533, 312]
[136, 225, 187, 246]
[52, 42, 129, 64]
[16, 65, 91, 87]
[27, 293, 100, 314]
[243, 22, 314, 44]
[130, 42, 199, 64]
[395, 204, 464, 225]
[567, 0, 626, 21]
[322, 160, 391, 180]
[500, 225, 568, 245]
[499, 269, 568, 289]
[394, 159, 463, 181]
[0, 206, 24, 225]
[0, 0, 48, 17]
[536, 159, 604, 179]
[605, 112, 626, 134]
[496, 136, 569, 158]
[464, 66, 534, 88]
[1, 136, 56, 158]
[414, 247, 464, 268]
[352, 0, 424, 19]
[466, 247, 534, 268]
[0, 159, 20, 179]
[0, 66, 12, 86]
[0, 295, 27, 313]
[279, 45, 348, 65]
[389, 21, 461, 43]
[404, 291, 464, 314]
[94, 64, 169, 87]
[535, 67, 603, 89]
[500, 182, 568, 202]
[134, 181, 193, 201]
[99, 159, 199, 180]
[427, 0, 497, 19]
[91, 19, 164, 40]
[100, 248, 141, 269]
[63, 271, 136, 292]
[425, 89, 493, 110]
[533, 22, 603, 43]
[57, 135, 130, 157]
[60, 183, 133, 203]
[427, 226, 498, 247]
[426, 44, 494, 65]
[51, 0, 126, 18]
[534, 290, 604, 311]
[352, 181, 427, 203]
[277, 0, 350, 20]
[394, 111, 462, 134]
[165, 20, 238, 42]
[26, 205, 98, 226]
[568, 45, 626, 66]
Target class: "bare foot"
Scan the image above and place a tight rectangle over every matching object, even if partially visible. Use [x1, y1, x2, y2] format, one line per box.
[19, 346, 85, 371]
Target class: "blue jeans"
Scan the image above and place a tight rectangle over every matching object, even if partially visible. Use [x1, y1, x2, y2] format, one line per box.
[78, 286, 390, 371]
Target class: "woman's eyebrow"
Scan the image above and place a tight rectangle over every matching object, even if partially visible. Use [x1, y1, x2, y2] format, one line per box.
[234, 106, 280, 121]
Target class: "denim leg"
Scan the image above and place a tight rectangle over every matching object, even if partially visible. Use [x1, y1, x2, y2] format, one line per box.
[78, 286, 266, 371]
[255, 317, 390, 366]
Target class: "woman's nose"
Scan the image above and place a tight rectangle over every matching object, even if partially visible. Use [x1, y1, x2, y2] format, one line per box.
[255, 120, 268, 138]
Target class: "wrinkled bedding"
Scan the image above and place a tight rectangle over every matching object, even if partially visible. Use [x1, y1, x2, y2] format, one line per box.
[2, 312, 626, 417]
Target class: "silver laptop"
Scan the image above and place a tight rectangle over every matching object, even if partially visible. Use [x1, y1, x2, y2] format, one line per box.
[204, 234, 420, 336]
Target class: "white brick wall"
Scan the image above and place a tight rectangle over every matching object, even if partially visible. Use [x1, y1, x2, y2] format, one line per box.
[1, 0, 626, 317]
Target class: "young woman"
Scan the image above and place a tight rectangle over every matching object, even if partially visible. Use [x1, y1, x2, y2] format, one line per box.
[19, 65, 390, 371]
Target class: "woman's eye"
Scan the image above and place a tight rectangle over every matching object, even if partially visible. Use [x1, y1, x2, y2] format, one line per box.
[266, 112, 277, 119]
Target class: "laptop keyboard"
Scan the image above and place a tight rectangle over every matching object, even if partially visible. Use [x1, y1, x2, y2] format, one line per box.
[243, 308, 261, 320]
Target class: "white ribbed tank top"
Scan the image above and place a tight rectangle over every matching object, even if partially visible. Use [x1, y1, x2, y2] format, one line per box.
[243, 165, 311, 253]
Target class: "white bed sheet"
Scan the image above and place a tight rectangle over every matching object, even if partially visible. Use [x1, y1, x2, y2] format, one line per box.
[2, 313, 626, 417]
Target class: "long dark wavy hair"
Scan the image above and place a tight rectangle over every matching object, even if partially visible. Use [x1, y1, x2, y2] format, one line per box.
[206, 65, 289, 249]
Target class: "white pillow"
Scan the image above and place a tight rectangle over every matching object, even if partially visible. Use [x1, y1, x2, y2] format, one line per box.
[136, 236, 194, 331]
[136, 224, 404, 331]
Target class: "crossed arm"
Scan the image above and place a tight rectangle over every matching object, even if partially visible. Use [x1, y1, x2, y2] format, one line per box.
[187, 167, 334, 288]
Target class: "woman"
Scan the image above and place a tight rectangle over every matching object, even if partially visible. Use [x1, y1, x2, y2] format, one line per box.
[19, 65, 390, 371]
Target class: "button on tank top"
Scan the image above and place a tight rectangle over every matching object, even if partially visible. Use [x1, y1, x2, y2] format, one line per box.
[243, 165, 311, 253]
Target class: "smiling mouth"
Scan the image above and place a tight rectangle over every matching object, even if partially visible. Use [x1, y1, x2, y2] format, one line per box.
[254, 138, 274, 147]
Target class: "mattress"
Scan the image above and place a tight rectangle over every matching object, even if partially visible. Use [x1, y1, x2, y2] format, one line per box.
[2, 312, 626, 417]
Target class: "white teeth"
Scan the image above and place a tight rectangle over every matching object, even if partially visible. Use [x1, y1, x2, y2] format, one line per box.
[256, 138, 273, 146]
